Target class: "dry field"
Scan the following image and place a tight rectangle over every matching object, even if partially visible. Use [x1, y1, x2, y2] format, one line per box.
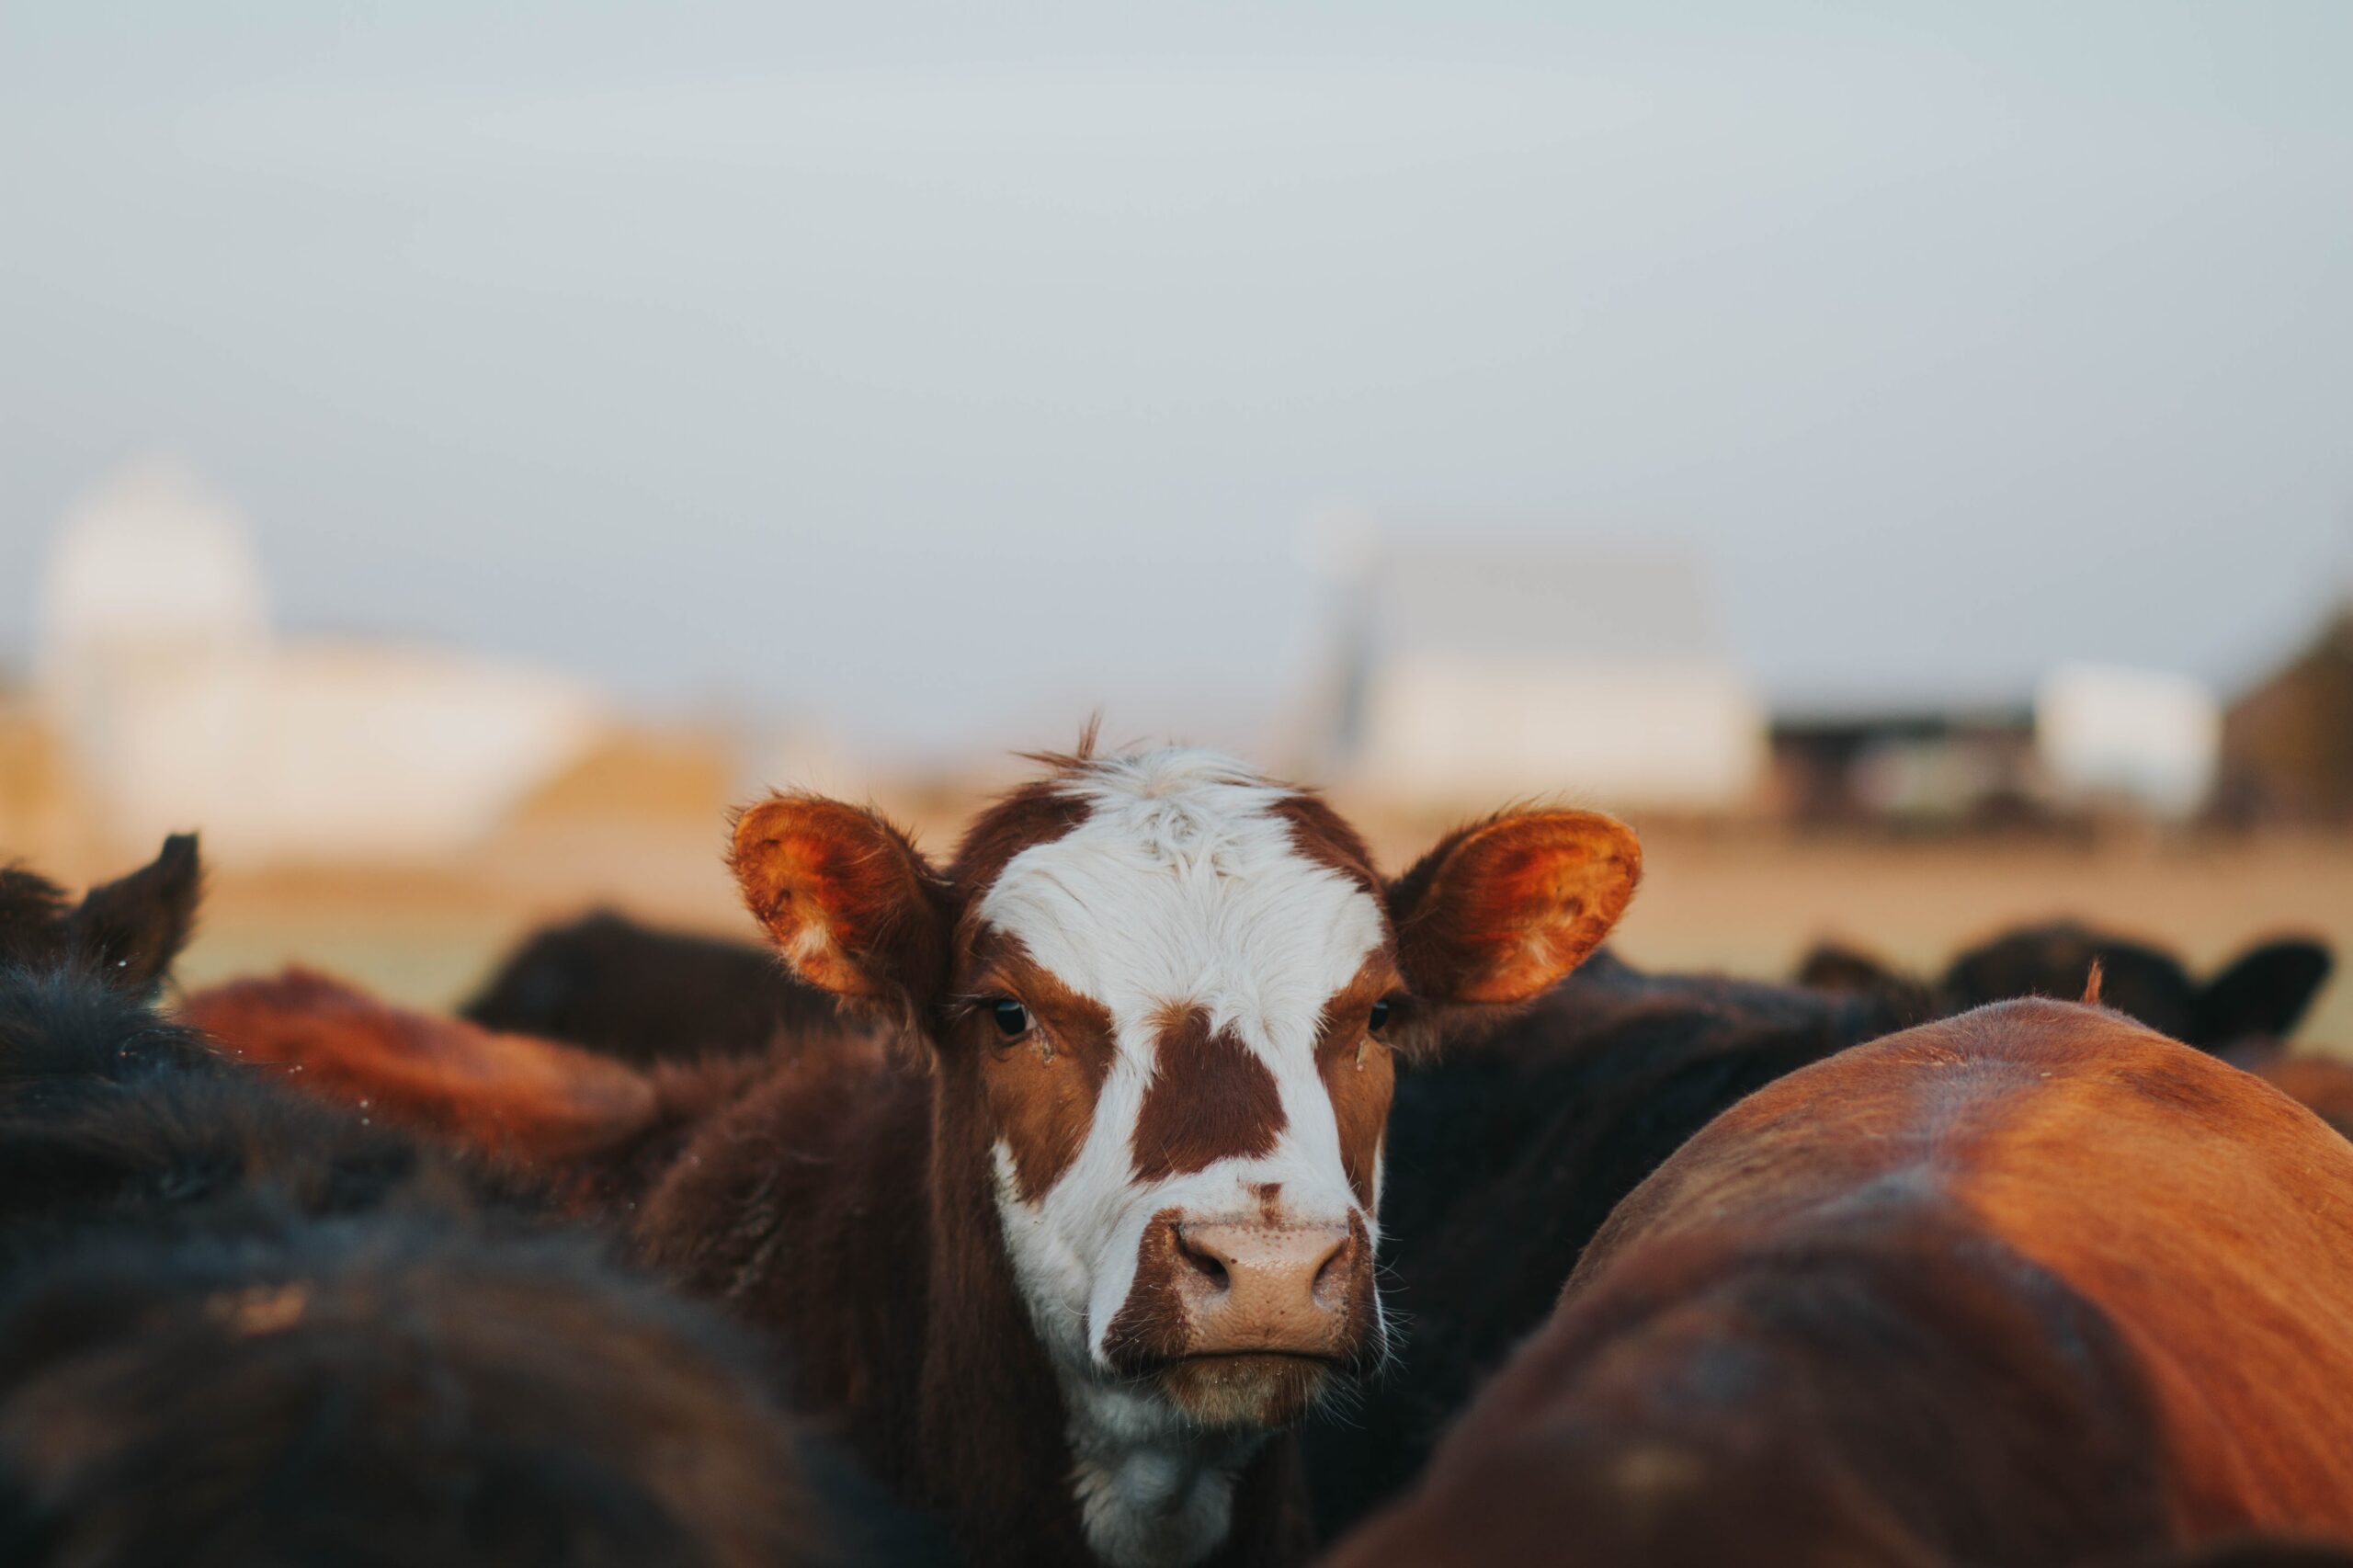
[135, 805, 2353, 1058]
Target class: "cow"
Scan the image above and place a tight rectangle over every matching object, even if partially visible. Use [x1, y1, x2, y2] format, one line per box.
[1798, 922, 2333, 1057]
[0, 963, 542, 1278]
[188, 743, 1643, 1568]
[0, 954, 936, 1566]
[1302, 949, 1913, 1535]
[1326, 998, 2353, 1568]
[0, 1221, 899, 1568]
[0, 835, 202, 1001]
[460, 909, 846, 1064]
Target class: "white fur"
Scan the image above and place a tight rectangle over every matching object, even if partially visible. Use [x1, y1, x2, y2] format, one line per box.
[976, 749, 1388, 1568]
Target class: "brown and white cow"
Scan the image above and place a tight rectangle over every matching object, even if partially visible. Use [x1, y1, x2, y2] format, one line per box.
[192, 744, 1640, 1568]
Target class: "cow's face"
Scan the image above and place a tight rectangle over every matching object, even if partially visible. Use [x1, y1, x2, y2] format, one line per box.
[730, 748, 1638, 1432]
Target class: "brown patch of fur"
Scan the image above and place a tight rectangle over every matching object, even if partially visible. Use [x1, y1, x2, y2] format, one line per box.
[729, 794, 953, 1011]
[1936, 1004, 2353, 1539]
[2248, 1053, 2353, 1143]
[1267, 791, 1383, 899]
[183, 969, 657, 1166]
[1131, 1006, 1286, 1184]
[1102, 1206, 1191, 1374]
[1389, 810, 1641, 1005]
[968, 929, 1116, 1201]
[947, 778, 1096, 899]
[1314, 956, 1404, 1208]
[922, 1048, 1112, 1564]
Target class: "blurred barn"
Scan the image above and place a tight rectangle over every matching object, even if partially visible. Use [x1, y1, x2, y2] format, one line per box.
[1307, 528, 1768, 815]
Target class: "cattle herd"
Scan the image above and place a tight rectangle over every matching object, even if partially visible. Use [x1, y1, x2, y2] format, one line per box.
[6, 741, 2353, 1566]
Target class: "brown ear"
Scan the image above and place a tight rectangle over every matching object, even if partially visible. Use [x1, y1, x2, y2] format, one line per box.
[1389, 811, 1641, 1006]
[728, 794, 951, 1010]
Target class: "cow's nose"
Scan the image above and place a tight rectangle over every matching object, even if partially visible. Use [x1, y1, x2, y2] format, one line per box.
[1171, 1219, 1362, 1355]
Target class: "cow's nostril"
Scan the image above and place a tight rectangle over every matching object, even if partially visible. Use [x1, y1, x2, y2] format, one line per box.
[1310, 1229, 1355, 1303]
[1173, 1223, 1234, 1292]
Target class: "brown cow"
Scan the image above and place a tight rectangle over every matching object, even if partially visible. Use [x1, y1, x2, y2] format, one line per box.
[1327, 999, 2353, 1568]
[190, 744, 1640, 1568]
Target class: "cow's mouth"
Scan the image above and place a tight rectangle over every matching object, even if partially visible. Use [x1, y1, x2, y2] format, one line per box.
[1154, 1350, 1342, 1428]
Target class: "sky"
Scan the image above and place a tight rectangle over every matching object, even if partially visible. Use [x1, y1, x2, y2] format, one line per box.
[4, 3, 2349, 756]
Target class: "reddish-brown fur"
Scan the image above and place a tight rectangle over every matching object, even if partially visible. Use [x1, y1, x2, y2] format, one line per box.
[184, 969, 659, 1166]
[2245, 1051, 2353, 1143]
[728, 795, 954, 1010]
[1332, 1000, 2353, 1568]
[1131, 1006, 1288, 1183]
[1388, 812, 1641, 1006]
[1313, 956, 1403, 1209]
[969, 928, 1116, 1202]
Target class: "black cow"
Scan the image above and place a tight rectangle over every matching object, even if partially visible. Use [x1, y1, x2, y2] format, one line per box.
[461, 910, 845, 1064]
[0, 835, 201, 1000]
[1798, 922, 2332, 1058]
[0, 941, 937, 1565]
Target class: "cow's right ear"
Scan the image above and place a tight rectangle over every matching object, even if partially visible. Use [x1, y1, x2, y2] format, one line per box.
[729, 795, 952, 1014]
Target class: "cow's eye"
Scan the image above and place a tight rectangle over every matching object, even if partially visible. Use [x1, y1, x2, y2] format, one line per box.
[989, 999, 1031, 1039]
[1368, 999, 1393, 1033]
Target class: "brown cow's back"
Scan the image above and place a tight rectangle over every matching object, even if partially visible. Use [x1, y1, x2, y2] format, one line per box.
[1335, 1000, 2353, 1567]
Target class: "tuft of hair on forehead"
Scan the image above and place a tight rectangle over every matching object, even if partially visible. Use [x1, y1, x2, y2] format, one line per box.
[952, 742, 1325, 892]
[1014, 712, 1105, 775]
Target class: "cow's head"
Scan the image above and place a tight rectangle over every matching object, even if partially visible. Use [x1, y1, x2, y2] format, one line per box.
[729, 748, 1637, 1432]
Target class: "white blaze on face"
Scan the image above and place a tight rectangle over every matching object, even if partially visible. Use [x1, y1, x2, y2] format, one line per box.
[973, 750, 1389, 1373]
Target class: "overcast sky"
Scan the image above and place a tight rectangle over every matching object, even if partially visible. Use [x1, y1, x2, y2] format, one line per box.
[4, 3, 2348, 756]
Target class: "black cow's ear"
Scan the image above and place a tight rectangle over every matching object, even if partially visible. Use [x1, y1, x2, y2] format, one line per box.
[67, 835, 202, 997]
[2198, 937, 2333, 1049]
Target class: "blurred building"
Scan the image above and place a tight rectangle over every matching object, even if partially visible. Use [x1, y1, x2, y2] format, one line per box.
[1308, 528, 1767, 812]
[2218, 604, 2353, 824]
[30, 460, 610, 863]
[2033, 663, 2221, 822]
[1769, 707, 2040, 830]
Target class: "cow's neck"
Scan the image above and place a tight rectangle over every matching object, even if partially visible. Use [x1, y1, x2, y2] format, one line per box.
[919, 1060, 1296, 1568]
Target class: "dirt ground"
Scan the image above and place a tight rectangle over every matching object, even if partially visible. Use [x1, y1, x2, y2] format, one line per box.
[155, 808, 2353, 1057]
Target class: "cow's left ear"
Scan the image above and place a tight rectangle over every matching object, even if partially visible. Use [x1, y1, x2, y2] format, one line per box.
[729, 794, 954, 1017]
[1388, 811, 1641, 1006]
[2196, 937, 2333, 1048]
[67, 834, 203, 999]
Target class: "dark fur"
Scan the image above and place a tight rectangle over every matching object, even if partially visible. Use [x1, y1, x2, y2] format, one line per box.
[0, 970, 548, 1286]
[0, 1221, 888, 1568]
[1798, 921, 2334, 1055]
[0, 961, 939, 1567]
[0, 835, 202, 1000]
[460, 910, 848, 1064]
[1303, 949, 1912, 1535]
